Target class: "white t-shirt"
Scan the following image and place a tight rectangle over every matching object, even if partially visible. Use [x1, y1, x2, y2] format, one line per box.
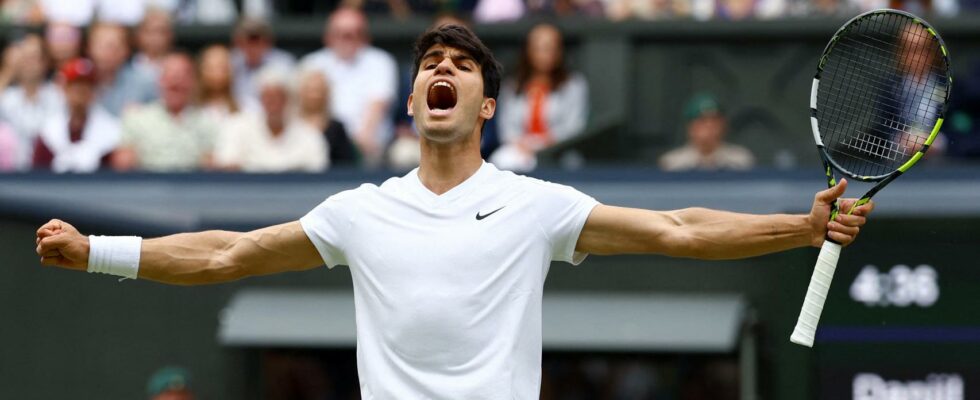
[39, 104, 120, 173]
[300, 162, 599, 399]
[0, 83, 63, 169]
[214, 113, 328, 173]
[299, 47, 397, 143]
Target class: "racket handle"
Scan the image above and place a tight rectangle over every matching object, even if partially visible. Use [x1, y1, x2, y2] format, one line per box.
[790, 240, 842, 347]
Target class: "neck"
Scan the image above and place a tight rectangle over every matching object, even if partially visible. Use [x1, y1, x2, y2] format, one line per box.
[98, 67, 118, 83]
[69, 106, 87, 120]
[301, 111, 326, 129]
[417, 130, 484, 195]
[267, 116, 285, 136]
[21, 79, 41, 97]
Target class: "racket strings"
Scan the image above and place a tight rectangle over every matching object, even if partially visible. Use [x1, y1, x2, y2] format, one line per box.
[817, 12, 948, 178]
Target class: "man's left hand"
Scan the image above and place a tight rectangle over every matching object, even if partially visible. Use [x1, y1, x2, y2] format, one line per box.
[808, 179, 875, 247]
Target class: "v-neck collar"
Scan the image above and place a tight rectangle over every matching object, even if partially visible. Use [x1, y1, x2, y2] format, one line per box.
[409, 161, 492, 206]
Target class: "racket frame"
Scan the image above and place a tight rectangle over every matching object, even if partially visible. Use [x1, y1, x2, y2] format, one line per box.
[792, 9, 952, 347]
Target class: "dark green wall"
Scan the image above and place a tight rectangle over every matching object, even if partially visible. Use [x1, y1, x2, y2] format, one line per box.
[5, 214, 976, 399]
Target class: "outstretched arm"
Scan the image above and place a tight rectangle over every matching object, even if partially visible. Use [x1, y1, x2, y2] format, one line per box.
[576, 179, 873, 259]
[35, 220, 323, 285]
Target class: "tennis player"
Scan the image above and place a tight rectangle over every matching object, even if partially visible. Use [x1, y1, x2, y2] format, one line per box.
[35, 25, 872, 399]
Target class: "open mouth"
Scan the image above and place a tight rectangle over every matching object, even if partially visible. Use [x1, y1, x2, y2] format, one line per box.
[426, 81, 457, 115]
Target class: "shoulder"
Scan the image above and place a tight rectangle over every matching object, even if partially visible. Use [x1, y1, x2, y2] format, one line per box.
[491, 167, 582, 199]
[318, 183, 383, 211]
[122, 102, 156, 122]
[269, 48, 296, 64]
[363, 47, 397, 67]
[91, 105, 120, 128]
[719, 143, 755, 166]
[0, 87, 21, 103]
[659, 145, 698, 170]
[300, 49, 330, 66]
[564, 73, 588, 89]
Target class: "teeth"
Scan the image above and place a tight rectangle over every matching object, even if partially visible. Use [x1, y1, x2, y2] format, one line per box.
[433, 81, 454, 92]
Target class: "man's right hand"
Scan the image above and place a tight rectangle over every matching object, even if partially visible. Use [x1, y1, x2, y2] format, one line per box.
[36, 219, 89, 270]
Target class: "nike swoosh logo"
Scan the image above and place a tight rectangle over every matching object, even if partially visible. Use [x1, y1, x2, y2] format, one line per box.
[476, 206, 506, 220]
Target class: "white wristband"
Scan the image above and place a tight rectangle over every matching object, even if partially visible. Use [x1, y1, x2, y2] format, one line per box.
[87, 235, 142, 280]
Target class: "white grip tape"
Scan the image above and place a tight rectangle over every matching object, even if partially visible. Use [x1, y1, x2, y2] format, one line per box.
[790, 240, 842, 347]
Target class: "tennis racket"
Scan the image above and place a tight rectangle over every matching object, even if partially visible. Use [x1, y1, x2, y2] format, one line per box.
[790, 9, 952, 347]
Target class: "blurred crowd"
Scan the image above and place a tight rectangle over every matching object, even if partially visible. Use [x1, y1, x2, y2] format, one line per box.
[2, 0, 975, 24]
[0, 1, 975, 174]
[0, 2, 603, 173]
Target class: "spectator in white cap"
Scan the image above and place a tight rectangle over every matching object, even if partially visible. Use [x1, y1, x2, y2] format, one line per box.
[214, 66, 327, 172]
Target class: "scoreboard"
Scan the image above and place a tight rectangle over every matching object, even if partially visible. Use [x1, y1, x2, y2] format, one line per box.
[815, 220, 980, 400]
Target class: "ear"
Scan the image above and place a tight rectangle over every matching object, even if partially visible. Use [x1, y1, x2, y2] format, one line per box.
[479, 97, 495, 120]
[407, 93, 414, 117]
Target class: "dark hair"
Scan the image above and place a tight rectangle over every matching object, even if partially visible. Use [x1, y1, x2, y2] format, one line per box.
[411, 24, 501, 100]
[515, 23, 570, 94]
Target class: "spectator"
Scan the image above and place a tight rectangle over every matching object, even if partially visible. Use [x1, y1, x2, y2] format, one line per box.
[2, 0, 45, 25]
[659, 93, 754, 171]
[0, 34, 62, 170]
[34, 58, 120, 172]
[215, 67, 327, 172]
[132, 7, 175, 82]
[231, 16, 295, 110]
[605, 0, 693, 20]
[87, 22, 158, 116]
[147, 366, 194, 400]
[552, 0, 606, 17]
[39, 0, 145, 26]
[197, 45, 240, 126]
[786, 0, 858, 18]
[44, 21, 83, 69]
[492, 23, 588, 172]
[715, 0, 786, 19]
[297, 68, 356, 167]
[473, 0, 525, 22]
[300, 7, 397, 167]
[112, 53, 215, 172]
[161, 0, 237, 25]
[0, 122, 18, 171]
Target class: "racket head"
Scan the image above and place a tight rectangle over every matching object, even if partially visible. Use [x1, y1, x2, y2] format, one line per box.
[810, 9, 951, 183]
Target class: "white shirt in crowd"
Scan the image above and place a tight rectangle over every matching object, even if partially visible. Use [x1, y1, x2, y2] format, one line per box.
[214, 113, 327, 172]
[0, 82, 63, 170]
[40, 0, 144, 25]
[300, 161, 599, 399]
[300, 46, 397, 144]
[38, 104, 120, 173]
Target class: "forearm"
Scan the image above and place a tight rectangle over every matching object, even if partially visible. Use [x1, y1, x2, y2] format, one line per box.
[138, 223, 319, 285]
[37, 220, 323, 283]
[577, 205, 815, 260]
[669, 208, 813, 260]
[138, 230, 244, 285]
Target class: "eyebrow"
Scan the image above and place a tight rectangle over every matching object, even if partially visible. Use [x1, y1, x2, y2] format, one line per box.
[421, 49, 477, 65]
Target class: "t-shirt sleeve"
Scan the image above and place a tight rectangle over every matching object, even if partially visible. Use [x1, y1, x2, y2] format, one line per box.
[529, 180, 600, 265]
[299, 190, 357, 269]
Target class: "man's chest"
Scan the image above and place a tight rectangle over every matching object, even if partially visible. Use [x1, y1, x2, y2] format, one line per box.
[344, 197, 549, 290]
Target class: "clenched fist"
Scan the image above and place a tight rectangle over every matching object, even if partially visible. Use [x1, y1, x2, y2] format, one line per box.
[35, 219, 89, 270]
[807, 179, 875, 247]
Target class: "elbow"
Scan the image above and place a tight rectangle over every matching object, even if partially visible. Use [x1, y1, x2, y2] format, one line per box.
[198, 257, 247, 284]
[189, 240, 250, 285]
[665, 229, 707, 259]
[664, 225, 726, 260]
